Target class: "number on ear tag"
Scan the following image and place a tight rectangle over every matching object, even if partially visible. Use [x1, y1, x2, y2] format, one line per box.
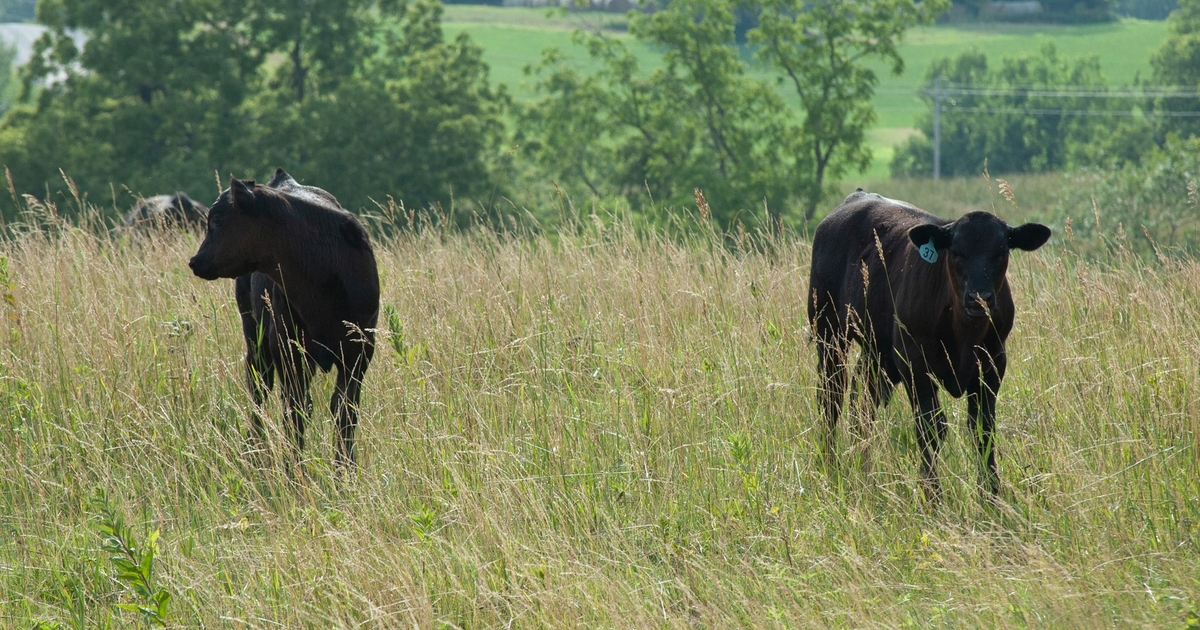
[918, 239, 939, 264]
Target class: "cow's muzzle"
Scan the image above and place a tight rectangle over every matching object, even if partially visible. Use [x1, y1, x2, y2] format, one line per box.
[964, 290, 995, 318]
[188, 255, 219, 281]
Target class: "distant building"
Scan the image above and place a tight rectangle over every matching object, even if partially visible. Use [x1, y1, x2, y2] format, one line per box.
[500, 0, 635, 11]
[982, 0, 1044, 14]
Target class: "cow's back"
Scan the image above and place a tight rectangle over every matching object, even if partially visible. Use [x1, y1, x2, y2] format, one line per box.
[809, 191, 945, 324]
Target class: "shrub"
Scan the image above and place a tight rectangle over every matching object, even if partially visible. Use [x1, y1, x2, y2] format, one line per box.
[1055, 139, 1200, 255]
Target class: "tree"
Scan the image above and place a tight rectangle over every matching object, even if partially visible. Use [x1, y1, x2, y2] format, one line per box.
[521, 0, 944, 227]
[1150, 0, 1200, 140]
[250, 0, 508, 213]
[0, 40, 14, 116]
[749, 0, 948, 219]
[0, 0, 267, 211]
[1058, 138, 1200, 253]
[891, 44, 1117, 178]
[246, 0, 389, 106]
[519, 0, 804, 229]
[0, 0, 507, 221]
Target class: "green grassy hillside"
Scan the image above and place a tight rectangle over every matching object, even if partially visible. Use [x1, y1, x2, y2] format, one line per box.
[868, 19, 1169, 128]
[442, 8, 1169, 178]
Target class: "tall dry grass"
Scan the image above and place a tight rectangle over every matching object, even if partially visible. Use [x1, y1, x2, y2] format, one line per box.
[0, 194, 1197, 628]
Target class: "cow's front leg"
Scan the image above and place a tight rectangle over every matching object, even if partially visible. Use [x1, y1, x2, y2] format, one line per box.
[909, 377, 947, 502]
[967, 377, 1001, 498]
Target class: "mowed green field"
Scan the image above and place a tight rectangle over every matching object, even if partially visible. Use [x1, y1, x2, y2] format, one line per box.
[1, 186, 1198, 625]
[442, 7, 1169, 178]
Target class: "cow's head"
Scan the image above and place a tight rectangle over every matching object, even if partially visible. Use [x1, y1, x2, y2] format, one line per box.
[188, 177, 276, 280]
[162, 192, 207, 227]
[909, 211, 1051, 319]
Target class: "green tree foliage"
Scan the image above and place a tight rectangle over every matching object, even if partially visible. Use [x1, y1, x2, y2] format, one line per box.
[248, 0, 386, 106]
[0, 0, 265, 206]
[891, 44, 1116, 178]
[1150, 0, 1200, 139]
[751, 0, 947, 218]
[0, 40, 14, 115]
[1058, 139, 1200, 254]
[521, 0, 942, 228]
[251, 0, 507, 213]
[0, 0, 505, 219]
[519, 0, 802, 229]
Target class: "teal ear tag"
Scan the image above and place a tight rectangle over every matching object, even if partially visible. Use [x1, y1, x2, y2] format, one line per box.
[918, 239, 939, 263]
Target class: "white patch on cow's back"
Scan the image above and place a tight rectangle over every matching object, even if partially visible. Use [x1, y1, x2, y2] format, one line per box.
[873, 194, 918, 211]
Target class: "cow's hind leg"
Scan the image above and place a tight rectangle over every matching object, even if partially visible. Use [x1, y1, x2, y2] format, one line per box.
[281, 361, 314, 462]
[243, 323, 275, 445]
[815, 332, 850, 470]
[271, 329, 314, 470]
[331, 344, 374, 473]
[848, 349, 892, 474]
[237, 275, 274, 451]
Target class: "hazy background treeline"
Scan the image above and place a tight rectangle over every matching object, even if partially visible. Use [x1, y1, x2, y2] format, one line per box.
[0, 0, 1199, 245]
[0, 0, 507, 221]
[0, 0, 951, 230]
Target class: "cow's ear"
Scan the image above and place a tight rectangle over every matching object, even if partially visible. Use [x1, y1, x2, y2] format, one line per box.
[230, 177, 255, 210]
[909, 223, 951, 251]
[267, 168, 295, 189]
[1009, 223, 1051, 251]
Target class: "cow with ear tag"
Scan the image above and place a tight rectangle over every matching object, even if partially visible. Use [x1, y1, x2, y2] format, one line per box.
[808, 189, 1051, 500]
[189, 170, 380, 471]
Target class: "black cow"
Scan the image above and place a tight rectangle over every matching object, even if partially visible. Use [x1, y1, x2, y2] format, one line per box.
[123, 193, 207, 230]
[808, 190, 1050, 498]
[189, 169, 380, 469]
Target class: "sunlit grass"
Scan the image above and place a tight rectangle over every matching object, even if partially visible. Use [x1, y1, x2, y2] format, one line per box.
[0, 188, 1197, 627]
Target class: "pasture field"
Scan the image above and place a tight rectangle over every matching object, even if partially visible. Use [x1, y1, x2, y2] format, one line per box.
[442, 8, 1168, 178]
[442, 7, 1167, 100]
[0, 181, 1198, 627]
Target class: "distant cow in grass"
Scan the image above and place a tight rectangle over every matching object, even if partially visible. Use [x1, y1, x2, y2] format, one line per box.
[808, 190, 1050, 498]
[124, 193, 207, 230]
[189, 169, 380, 469]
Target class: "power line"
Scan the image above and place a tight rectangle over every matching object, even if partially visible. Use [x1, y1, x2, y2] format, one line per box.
[938, 88, 1200, 98]
[893, 79, 1200, 179]
[950, 106, 1200, 117]
[875, 86, 1200, 98]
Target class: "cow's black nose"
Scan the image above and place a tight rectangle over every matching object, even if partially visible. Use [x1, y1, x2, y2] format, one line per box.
[188, 255, 216, 280]
[969, 290, 995, 305]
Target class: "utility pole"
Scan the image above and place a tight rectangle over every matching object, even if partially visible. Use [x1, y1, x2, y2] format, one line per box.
[932, 76, 944, 181]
